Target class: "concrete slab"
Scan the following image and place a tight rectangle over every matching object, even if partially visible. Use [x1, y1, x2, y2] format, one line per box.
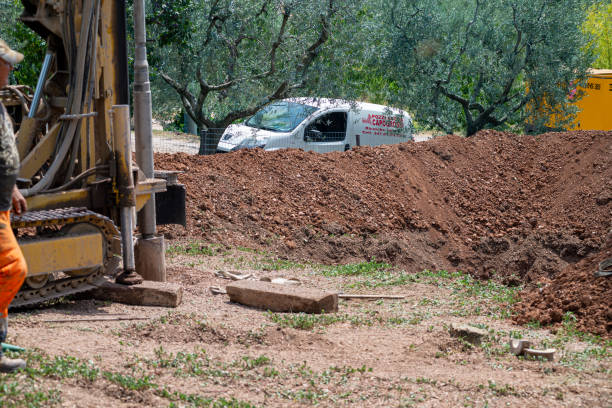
[449, 323, 488, 346]
[90, 279, 182, 307]
[509, 339, 532, 355]
[523, 348, 556, 361]
[226, 280, 338, 313]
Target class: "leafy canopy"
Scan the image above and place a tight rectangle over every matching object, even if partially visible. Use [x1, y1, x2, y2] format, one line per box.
[383, 0, 596, 135]
[583, 1, 612, 69]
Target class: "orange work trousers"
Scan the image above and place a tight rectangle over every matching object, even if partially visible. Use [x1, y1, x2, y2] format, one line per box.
[0, 211, 26, 318]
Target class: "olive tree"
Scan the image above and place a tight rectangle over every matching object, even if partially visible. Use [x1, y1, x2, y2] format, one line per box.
[584, 1, 612, 69]
[0, 0, 46, 88]
[383, 0, 596, 135]
[150, 0, 359, 154]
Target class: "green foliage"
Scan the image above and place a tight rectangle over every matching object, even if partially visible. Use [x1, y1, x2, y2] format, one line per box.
[584, 2, 612, 68]
[146, 1, 194, 48]
[27, 353, 100, 381]
[240, 355, 270, 370]
[148, 0, 366, 151]
[320, 259, 392, 277]
[103, 371, 157, 391]
[0, 380, 61, 407]
[167, 241, 216, 256]
[266, 311, 378, 330]
[383, 0, 596, 135]
[0, 0, 46, 88]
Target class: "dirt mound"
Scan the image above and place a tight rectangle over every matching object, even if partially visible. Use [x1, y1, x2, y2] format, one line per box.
[514, 236, 612, 336]
[155, 130, 611, 335]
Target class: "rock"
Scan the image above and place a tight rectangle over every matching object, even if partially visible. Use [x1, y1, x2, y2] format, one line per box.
[523, 348, 555, 361]
[549, 309, 563, 323]
[509, 339, 532, 355]
[226, 280, 338, 314]
[90, 279, 182, 307]
[449, 323, 488, 345]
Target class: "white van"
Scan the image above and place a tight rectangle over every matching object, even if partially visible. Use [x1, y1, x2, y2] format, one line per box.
[216, 98, 413, 153]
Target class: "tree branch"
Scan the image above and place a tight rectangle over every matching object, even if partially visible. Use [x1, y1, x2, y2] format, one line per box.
[295, 0, 335, 80]
[218, 81, 289, 127]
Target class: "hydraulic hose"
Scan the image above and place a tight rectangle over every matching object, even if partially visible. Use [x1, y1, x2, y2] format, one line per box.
[22, 0, 95, 197]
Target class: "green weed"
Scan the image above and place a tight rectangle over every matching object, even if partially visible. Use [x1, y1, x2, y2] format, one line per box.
[266, 311, 377, 330]
[167, 242, 216, 256]
[158, 388, 258, 407]
[241, 355, 270, 370]
[103, 371, 157, 391]
[0, 379, 62, 407]
[320, 260, 392, 277]
[26, 353, 99, 381]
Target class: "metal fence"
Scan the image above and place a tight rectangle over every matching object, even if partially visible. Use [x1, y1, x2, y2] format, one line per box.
[136, 129, 225, 155]
[146, 129, 355, 155]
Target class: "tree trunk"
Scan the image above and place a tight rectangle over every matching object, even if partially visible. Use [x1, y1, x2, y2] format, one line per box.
[198, 128, 221, 155]
[183, 111, 197, 135]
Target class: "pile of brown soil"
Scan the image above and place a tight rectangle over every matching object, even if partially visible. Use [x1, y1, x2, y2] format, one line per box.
[155, 130, 611, 335]
[514, 237, 612, 336]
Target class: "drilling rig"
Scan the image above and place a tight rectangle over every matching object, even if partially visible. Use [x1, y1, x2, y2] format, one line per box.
[1, 0, 184, 306]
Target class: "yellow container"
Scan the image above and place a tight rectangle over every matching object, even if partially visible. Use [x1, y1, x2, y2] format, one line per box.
[571, 69, 612, 130]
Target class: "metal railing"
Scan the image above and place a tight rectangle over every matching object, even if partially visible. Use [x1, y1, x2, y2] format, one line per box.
[144, 129, 354, 155]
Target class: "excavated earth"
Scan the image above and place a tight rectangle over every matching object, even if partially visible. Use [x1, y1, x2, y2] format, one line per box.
[155, 130, 611, 336]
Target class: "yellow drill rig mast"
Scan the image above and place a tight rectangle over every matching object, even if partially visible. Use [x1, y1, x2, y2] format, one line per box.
[1, 0, 181, 306]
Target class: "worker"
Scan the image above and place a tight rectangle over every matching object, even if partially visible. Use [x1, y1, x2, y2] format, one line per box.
[0, 38, 27, 373]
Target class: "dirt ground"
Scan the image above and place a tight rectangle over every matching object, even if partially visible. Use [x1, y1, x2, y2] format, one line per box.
[1, 130, 610, 407]
[156, 130, 611, 336]
[4, 248, 611, 407]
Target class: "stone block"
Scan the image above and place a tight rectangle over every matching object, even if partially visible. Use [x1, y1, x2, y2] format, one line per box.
[449, 323, 488, 345]
[90, 279, 182, 307]
[226, 280, 338, 313]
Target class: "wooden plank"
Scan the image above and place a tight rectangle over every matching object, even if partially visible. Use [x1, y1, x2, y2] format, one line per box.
[20, 123, 60, 179]
[339, 294, 404, 299]
[89, 279, 182, 308]
[226, 280, 338, 314]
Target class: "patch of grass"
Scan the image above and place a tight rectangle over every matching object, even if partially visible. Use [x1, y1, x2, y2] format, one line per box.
[450, 274, 520, 305]
[279, 388, 329, 404]
[158, 388, 258, 407]
[534, 312, 612, 370]
[249, 257, 306, 271]
[240, 355, 270, 370]
[236, 246, 264, 254]
[103, 371, 157, 391]
[0, 379, 62, 407]
[147, 347, 209, 377]
[266, 311, 378, 330]
[263, 366, 280, 377]
[340, 268, 465, 289]
[267, 312, 346, 330]
[487, 380, 519, 397]
[167, 242, 216, 256]
[26, 352, 99, 381]
[319, 260, 392, 277]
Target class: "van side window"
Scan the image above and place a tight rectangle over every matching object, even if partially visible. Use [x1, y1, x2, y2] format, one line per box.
[304, 112, 347, 142]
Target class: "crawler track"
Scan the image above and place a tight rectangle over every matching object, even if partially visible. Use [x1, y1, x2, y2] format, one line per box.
[10, 208, 120, 308]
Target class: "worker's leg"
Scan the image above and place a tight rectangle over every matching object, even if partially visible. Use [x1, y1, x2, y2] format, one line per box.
[0, 211, 26, 317]
[0, 210, 26, 373]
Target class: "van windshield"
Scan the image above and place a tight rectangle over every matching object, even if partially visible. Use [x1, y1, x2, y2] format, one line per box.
[246, 101, 318, 132]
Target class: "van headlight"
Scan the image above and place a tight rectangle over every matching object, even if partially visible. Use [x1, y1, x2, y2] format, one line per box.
[232, 138, 266, 151]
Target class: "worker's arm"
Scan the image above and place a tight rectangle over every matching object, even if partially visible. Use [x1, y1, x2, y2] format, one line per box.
[0, 103, 20, 212]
